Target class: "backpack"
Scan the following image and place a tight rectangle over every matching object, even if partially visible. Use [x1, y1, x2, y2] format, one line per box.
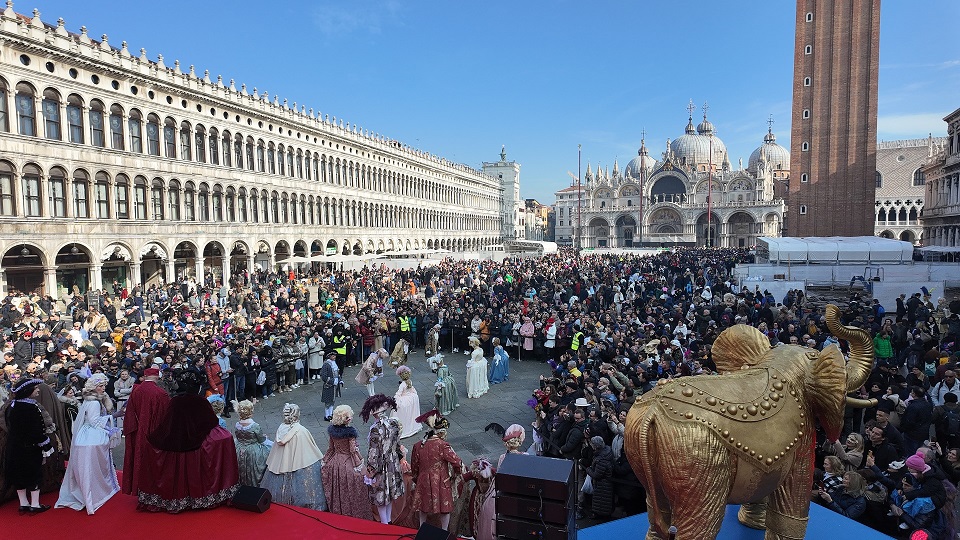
[926, 359, 939, 377]
[942, 407, 960, 437]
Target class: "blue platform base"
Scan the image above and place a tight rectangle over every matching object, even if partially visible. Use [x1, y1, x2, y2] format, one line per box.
[579, 504, 893, 539]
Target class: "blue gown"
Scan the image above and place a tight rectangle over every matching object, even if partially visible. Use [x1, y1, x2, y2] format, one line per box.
[488, 345, 510, 384]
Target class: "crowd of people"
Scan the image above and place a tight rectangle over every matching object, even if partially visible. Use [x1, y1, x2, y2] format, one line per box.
[0, 246, 958, 539]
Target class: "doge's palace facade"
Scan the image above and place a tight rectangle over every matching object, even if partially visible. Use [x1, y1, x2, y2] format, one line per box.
[0, 6, 505, 297]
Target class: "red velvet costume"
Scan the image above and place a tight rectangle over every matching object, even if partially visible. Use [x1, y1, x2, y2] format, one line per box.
[410, 436, 463, 515]
[121, 380, 170, 496]
[137, 394, 239, 512]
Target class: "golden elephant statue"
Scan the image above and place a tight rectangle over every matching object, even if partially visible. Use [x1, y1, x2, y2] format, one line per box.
[624, 304, 874, 539]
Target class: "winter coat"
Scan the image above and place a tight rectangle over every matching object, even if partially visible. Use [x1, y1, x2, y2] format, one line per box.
[586, 445, 615, 516]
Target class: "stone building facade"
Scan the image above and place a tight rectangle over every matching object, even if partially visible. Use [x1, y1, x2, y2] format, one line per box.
[0, 6, 506, 297]
[553, 108, 787, 249]
[922, 107, 960, 248]
[874, 137, 946, 243]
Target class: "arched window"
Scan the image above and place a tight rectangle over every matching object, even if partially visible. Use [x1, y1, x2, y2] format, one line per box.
[221, 130, 231, 167]
[0, 161, 14, 215]
[909, 206, 919, 223]
[256, 140, 265, 172]
[115, 173, 130, 219]
[21, 163, 41, 217]
[48, 166, 67, 217]
[261, 192, 268, 223]
[183, 181, 196, 221]
[225, 187, 235, 222]
[245, 136, 255, 171]
[913, 168, 926, 186]
[313, 153, 320, 180]
[300, 195, 306, 224]
[304, 152, 311, 180]
[133, 176, 147, 219]
[875, 171, 882, 188]
[163, 117, 176, 157]
[277, 145, 286, 175]
[151, 178, 164, 220]
[234, 133, 243, 168]
[168, 179, 181, 220]
[72, 169, 89, 218]
[237, 188, 247, 222]
[179, 121, 192, 160]
[250, 189, 259, 222]
[128, 109, 143, 153]
[212, 185, 223, 221]
[287, 148, 294, 177]
[15, 82, 36, 136]
[95, 171, 110, 218]
[89, 100, 105, 147]
[195, 125, 206, 163]
[197, 183, 210, 221]
[0, 78, 9, 132]
[271, 191, 279, 223]
[41, 88, 61, 140]
[267, 143, 276, 174]
[290, 194, 297, 224]
[109, 104, 125, 150]
[296, 149, 303, 178]
[145, 113, 159, 155]
[208, 127, 219, 165]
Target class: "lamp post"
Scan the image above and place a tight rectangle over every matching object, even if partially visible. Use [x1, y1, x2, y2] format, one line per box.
[577, 144, 582, 251]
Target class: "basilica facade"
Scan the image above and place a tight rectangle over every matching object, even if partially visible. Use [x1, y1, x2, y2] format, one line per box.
[0, 6, 511, 297]
[554, 109, 788, 248]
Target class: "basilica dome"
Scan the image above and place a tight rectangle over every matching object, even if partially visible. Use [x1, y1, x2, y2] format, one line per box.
[624, 138, 658, 179]
[748, 129, 790, 173]
[670, 115, 727, 168]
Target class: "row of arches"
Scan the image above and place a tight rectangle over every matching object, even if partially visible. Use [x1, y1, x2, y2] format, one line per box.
[582, 210, 781, 248]
[0, 160, 501, 233]
[1, 235, 499, 297]
[0, 77, 497, 209]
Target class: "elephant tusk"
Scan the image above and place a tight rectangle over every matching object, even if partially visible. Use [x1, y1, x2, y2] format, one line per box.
[825, 304, 875, 393]
[845, 396, 878, 408]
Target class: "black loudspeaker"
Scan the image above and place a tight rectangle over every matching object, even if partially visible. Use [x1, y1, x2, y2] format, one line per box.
[495, 454, 576, 540]
[231, 486, 272, 513]
[414, 522, 455, 540]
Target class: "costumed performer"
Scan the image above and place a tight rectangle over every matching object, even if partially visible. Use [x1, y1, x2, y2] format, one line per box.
[138, 369, 239, 512]
[356, 347, 388, 397]
[488, 337, 509, 384]
[2, 378, 54, 514]
[260, 402, 328, 510]
[207, 394, 227, 429]
[121, 366, 170, 496]
[55, 373, 120, 514]
[321, 351, 340, 421]
[231, 399, 271, 487]
[361, 394, 405, 524]
[466, 336, 489, 399]
[411, 409, 464, 528]
[322, 404, 372, 520]
[434, 354, 459, 416]
[393, 365, 422, 439]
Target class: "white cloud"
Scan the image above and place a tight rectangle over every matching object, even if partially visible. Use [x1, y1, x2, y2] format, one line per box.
[877, 113, 945, 136]
[310, 1, 403, 39]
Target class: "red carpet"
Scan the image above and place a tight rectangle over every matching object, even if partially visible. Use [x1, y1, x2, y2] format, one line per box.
[4, 472, 420, 540]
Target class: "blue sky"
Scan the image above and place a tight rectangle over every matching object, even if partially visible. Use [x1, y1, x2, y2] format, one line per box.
[28, 0, 960, 202]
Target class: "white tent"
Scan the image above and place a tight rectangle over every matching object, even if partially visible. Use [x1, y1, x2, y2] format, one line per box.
[757, 236, 913, 264]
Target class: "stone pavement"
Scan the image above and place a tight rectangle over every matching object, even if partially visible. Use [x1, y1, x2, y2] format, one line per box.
[113, 346, 552, 468]
[250, 347, 550, 465]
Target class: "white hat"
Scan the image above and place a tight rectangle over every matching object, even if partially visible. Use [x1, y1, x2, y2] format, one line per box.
[574, 397, 590, 408]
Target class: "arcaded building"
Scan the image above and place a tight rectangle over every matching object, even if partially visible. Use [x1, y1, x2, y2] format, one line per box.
[0, 7, 510, 297]
[553, 108, 787, 248]
[874, 137, 946, 244]
[921, 107, 960, 248]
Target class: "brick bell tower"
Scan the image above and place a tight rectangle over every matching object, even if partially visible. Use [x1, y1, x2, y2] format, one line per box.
[787, 0, 880, 237]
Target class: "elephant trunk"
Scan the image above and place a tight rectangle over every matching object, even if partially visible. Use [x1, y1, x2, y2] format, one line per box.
[824, 304, 875, 393]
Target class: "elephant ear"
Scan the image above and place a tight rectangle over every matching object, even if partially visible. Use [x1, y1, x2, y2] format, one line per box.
[712, 324, 772, 374]
[805, 344, 847, 441]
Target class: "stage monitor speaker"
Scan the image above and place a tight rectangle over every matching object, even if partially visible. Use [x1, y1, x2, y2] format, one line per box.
[232, 486, 271, 513]
[496, 453, 574, 502]
[414, 522, 455, 540]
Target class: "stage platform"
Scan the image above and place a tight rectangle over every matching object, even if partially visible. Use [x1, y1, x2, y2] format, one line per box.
[579, 504, 894, 539]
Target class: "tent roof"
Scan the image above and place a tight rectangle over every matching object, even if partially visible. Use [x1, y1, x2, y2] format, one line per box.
[757, 236, 913, 263]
